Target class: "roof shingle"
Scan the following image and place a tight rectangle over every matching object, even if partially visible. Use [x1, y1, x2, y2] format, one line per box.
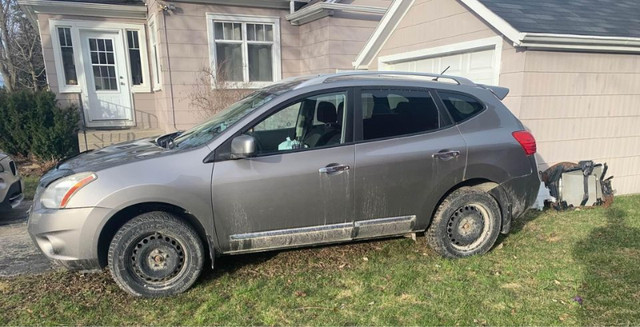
[476, 0, 640, 38]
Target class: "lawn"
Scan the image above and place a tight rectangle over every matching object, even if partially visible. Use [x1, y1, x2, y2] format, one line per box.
[1, 195, 639, 325]
[21, 175, 39, 200]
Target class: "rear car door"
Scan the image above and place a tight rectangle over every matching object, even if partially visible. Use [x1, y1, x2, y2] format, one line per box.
[352, 87, 468, 237]
[211, 89, 356, 253]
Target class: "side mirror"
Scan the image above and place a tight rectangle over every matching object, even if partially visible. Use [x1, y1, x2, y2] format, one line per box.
[230, 135, 257, 159]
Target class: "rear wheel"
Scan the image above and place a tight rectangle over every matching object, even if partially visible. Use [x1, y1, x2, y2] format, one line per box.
[426, 188, 501, 258]
[107, 211, 204, 297]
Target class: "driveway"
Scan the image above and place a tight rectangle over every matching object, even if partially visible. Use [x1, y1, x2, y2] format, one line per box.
[0, 201, 56, 277]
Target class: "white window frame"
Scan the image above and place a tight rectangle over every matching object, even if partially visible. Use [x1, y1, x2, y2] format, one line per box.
[378, 36, 503, 85]
[206, 13, 281, 89]
[148, 15, 162, 91]
[49, 19, 151, 93]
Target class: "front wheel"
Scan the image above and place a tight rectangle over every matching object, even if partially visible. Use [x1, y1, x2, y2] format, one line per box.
[426, 188, 501, 258]
[108, 211, 204, 297]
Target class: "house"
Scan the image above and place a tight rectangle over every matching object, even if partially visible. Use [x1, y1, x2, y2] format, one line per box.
[17, 0, 640, 195]
[353, 0, 640, 195]
[18, 0, 390, 148]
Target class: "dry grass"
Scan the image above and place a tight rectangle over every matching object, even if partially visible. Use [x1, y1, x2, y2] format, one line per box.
[1, 195, 639, 325]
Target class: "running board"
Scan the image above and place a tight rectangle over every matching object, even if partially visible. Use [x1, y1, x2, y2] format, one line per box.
[226, 215, 417, 254]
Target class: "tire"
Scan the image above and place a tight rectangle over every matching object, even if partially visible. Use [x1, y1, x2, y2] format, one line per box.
[107, 211, 204, 297]
[426, 188, 501, 258]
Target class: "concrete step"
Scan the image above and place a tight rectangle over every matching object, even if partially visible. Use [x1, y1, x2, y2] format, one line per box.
[78, 129, 166, 151]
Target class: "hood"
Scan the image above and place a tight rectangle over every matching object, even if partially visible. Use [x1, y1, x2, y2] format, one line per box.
[0, 151, 7, 161]
[60, 137, 169, 172]
[40, 137, 169, 187]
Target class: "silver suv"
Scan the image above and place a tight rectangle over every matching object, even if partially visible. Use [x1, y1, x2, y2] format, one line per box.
[28, 72, 539, 297]
[0, 151, 23, 210]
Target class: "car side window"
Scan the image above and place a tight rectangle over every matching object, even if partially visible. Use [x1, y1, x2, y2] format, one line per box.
[248, 91, 348, 155]
[360, 89, 440, 141]
[253, 103, 300, 132]
[439, 92, 485, 123]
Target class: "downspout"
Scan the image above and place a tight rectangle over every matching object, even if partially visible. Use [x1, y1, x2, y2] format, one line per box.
[161, 9, 178, 131]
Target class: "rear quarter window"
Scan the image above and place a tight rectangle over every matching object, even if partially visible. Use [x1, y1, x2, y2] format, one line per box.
[439, 92, 485, 123]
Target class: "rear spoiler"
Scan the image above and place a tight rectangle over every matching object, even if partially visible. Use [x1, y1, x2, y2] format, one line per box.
[478, 84, 509, 100]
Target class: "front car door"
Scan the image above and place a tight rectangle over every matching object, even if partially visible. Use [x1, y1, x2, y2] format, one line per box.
[211, 89, 356, 253]
[352, 87, 468, 237]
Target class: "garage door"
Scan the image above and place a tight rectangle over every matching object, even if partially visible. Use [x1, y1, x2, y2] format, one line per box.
[382, 47, 498, 85]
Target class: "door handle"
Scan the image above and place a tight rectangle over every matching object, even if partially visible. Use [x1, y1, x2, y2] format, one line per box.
[432, 150, 461, 161]
[319, 163, 350, 174]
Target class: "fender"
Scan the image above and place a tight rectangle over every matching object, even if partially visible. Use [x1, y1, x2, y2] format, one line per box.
[89, 185, 219, 267]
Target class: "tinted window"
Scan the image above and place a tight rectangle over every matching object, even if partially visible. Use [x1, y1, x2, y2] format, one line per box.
[57, 27, 78, 85]
[126, 31, 143, 85]
[360, 89, 440, 141]
[439, 92, 484, 123]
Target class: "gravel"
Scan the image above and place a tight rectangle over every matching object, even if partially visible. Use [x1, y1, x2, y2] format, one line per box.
[0, 201, 57, 277]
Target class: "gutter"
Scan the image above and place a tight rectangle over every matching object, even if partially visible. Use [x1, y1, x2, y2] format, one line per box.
[286, 2, 387, 25]
[17, 0, 147, 20]
[516, 33, 640, 53]
[169, 0, 292, 9]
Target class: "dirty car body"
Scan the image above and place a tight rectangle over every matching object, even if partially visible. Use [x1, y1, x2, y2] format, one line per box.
[0, 151, 24, 210]
[28, 72, 539, 296]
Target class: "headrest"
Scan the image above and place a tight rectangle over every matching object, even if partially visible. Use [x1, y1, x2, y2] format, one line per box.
[317, 101, 337, 123]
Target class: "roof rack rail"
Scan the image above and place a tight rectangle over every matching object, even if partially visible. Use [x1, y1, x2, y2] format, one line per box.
[293, 70, 477, 89]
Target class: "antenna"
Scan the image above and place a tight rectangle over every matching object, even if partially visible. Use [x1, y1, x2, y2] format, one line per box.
[433, 66, 451, 81]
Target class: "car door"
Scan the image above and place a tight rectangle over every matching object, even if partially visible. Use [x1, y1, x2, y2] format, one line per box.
[211, 89, 356, 253]
[352, 87, 467, 238]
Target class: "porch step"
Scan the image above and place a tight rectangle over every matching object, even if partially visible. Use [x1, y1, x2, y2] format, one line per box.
[78, 129, 166, 151]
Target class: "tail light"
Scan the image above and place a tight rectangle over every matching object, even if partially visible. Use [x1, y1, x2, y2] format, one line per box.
[512, 130, 536, 155]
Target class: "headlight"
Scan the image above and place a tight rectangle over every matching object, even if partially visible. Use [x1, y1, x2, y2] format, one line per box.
[40, 172, 97, 209]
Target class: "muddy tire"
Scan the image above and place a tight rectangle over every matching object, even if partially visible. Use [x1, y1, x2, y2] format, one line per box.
[108, 211, 204, 297]
[426, 188, 501, 258]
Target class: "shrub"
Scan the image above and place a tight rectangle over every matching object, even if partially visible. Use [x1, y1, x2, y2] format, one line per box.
[0, 89, 79, 160]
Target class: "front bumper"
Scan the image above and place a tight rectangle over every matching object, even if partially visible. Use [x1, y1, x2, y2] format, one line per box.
[28, 206, 112, 270]
[0, 177, 24, 210]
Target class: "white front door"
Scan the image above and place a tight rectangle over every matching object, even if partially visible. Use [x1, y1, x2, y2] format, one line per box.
[80, 30, 134, 127]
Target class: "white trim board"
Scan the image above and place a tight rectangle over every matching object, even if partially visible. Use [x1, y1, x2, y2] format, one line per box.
[352, 0, 414, 70]
[18, 0, 146, 19]
[49, 19, 148, 128]
[172, 0, 292, 9]
[205, 13, 282, 89]
[148, 15, 162, 92]
[378, 36, 503, 85]
[49, 19, 151, 94]
[286, 2, 387, 26]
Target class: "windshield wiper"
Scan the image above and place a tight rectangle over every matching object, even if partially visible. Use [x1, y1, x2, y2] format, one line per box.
[155, 131, 183, 148]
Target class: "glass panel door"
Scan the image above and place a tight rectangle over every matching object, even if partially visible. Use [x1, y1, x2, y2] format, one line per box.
[88, 38, 118, 91]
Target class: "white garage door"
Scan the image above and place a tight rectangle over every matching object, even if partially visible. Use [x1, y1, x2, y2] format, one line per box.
[382, 47, 498, 85]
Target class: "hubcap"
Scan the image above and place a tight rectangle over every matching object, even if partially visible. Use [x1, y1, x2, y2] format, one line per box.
[447, 205, 486, 247]
[130, 233, 185, 284]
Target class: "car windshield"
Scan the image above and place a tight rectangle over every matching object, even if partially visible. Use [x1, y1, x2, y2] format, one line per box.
[169, 77, 311, 150]
[172, 91, 277, 150]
